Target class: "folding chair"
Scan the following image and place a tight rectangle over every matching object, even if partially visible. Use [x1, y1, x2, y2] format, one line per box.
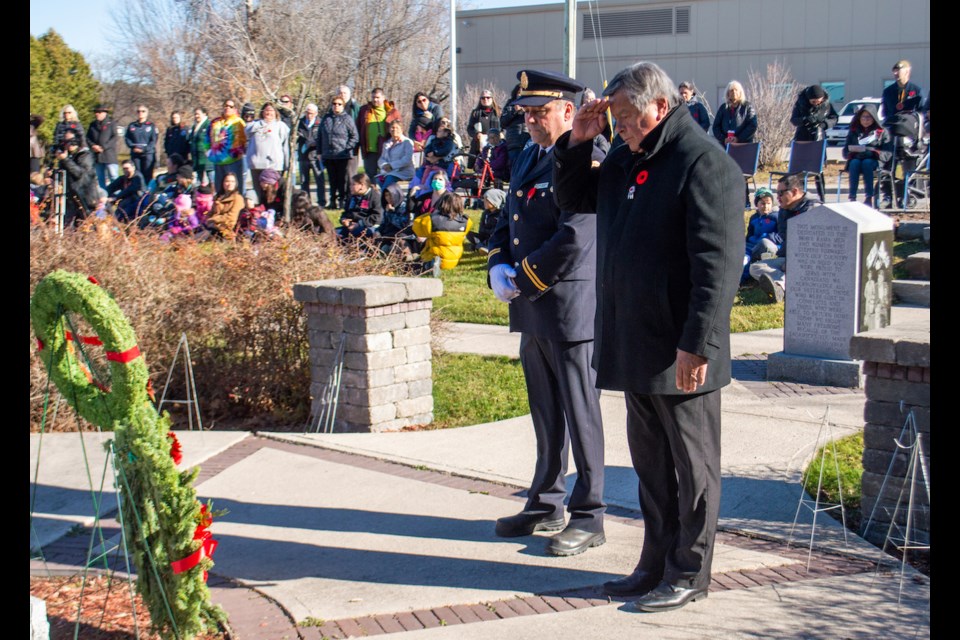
[769, 139, 827, 202]
[726, 142, 761, 204]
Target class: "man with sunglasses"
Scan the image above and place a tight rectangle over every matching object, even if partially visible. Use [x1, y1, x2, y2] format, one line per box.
[125, 105, 158, 181]
[277, 94, 295, 130]
[748, 172, 821, 303]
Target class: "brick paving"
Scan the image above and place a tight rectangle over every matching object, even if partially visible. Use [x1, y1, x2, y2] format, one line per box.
[32, 435, 883, 639]
[732, 354, 863, 398]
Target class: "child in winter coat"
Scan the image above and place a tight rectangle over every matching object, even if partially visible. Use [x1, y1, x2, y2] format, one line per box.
[412, 191, 472, 273]
[160, 193, 201, 241]
[741, 186, 780, 283]
[467, 187, 505, 253]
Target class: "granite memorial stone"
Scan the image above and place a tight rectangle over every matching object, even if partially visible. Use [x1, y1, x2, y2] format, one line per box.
[769, 201, 894, 386]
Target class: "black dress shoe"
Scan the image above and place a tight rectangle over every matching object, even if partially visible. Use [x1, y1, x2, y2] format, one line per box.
[633, 581, 708, 612]
[545, 526, 605, 556]
[495, 512, 565, 538]
[602, 568, 661, 597]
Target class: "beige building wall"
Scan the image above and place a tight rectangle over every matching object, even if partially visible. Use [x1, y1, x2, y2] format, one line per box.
[456, 0, 930, 110]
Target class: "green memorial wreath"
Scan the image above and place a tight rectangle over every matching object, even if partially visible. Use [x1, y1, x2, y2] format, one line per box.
[31, 270, 226, 639]
[30, 269, 150, 430]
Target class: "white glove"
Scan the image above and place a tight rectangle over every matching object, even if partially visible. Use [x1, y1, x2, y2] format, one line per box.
[490, 264, 520, 302]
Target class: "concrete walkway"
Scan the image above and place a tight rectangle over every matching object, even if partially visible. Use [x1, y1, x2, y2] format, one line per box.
[30, 308, 930, 639]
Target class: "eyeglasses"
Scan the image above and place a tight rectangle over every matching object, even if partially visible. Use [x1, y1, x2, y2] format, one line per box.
[776, 188, 793, 196]
[481, 96, 492, 100]
[224, 103, 235, 108]
[332, 102, 344, 106]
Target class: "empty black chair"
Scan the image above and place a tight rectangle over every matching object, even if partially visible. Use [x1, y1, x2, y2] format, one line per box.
[769, 139, 827, 202]
[726, 142, 761, 205]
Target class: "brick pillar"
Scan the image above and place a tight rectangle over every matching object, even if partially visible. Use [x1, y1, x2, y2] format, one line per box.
[293, 276, 443, 432]
[849, 324, 930, 547]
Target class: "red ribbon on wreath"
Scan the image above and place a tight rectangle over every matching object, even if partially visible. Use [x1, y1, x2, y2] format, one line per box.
[106, 345, 141, 363]
[170, 504, 218, 581]
[65, 331, 104, 346]
[87, 276, 100, 285]
[168, 432, 183, 465]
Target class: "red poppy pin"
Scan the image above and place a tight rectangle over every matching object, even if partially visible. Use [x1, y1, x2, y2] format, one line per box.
[908, 91, 916, 97]
[526, 187, 537, 201]
[635, 170, 648, 185]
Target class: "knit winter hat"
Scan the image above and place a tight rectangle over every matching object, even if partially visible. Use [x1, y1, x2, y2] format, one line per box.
[753, 186, 774, 204]
[173, 194, 192, 211]
[483, 188, 506, 209]
[259, 168, 281, 185]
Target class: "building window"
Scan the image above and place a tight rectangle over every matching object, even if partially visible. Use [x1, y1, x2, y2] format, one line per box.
[821, 82, 845, 104]
[583, 6, 691, 40]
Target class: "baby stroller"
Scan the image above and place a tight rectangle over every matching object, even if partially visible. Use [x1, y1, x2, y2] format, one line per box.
[877, 111, 929, 209]
[451, 148, 496, 209]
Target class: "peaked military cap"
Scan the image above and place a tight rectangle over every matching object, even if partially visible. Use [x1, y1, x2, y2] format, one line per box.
[511, 69, 584, 107]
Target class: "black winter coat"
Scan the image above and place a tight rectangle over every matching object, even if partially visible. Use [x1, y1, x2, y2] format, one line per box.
[61, 148, 99, 210]
[342, 186, 383, 228]
[86, 118, 119, 164]
[712, 102, 757, 144]
[776, 194, 821, 259]
[499, 106, 530, 153]
[164, 124, 191, 160]
[297, 116, 321, 161]
[790, 87, 839, 142]
[554, 105, 744, 394]
[320, 111, 359, 160]
[685, 99, 711, 132]
[54, 121, 85, 147]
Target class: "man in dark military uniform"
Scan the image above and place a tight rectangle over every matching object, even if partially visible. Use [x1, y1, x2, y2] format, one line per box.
[124, 105, 158, 181]
[487, 69, 607, 557]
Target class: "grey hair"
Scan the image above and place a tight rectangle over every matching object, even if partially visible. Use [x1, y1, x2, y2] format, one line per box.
[61, 104, 78, 120]
[305, 102, 319, 112]
[602, 61, 681, 111]
[338, 85, 352, 98]
[726, 80, 745, 105]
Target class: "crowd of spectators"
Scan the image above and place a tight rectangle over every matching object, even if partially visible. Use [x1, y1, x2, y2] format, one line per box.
[29, 59, 928, 283]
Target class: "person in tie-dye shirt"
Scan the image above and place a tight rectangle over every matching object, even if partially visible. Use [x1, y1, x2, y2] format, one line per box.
[206, 99, 248, 191]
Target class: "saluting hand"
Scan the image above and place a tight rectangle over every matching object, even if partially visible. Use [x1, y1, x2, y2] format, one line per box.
[570, 98, 610, 146]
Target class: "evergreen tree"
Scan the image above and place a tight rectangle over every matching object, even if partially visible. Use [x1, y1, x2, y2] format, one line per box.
[29, 30, 101, 144]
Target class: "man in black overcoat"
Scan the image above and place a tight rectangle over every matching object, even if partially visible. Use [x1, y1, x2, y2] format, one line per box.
[553, 61, 744, 612]
[487, 69, 608, 557]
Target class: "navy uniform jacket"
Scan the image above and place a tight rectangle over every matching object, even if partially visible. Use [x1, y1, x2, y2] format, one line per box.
[487, 141, 606, 342]
[125, 120, 158, 156]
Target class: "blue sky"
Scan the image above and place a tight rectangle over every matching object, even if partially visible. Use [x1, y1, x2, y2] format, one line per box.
[30, 0, 561, 63]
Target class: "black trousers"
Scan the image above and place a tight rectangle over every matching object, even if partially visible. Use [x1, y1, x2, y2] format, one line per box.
[132, 153, 156, 182]
[300, 155, 326, 206]
[519, 334, 605, 532]
[325, 158, 349, 208]
[625, 389, 721, 590]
